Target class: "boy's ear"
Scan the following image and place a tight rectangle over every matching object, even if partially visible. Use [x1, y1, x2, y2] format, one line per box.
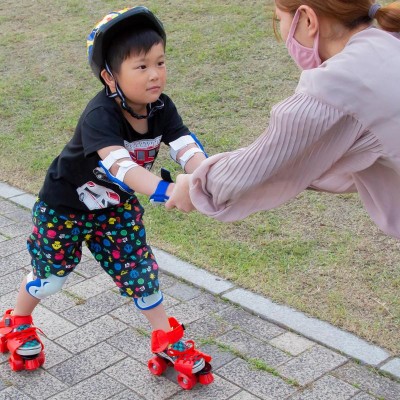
[100, 68, 116, 90]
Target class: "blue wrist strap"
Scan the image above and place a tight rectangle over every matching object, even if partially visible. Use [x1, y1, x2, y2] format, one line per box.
[149, 180, 170, 204]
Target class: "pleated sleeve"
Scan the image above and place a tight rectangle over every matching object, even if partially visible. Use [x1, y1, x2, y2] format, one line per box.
[190, 93, 366, 222]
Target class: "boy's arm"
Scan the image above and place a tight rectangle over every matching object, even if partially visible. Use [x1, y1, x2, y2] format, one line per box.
[169, 133, 208, 174]
[98, 145, 174, 197]
[178, 144, 207, 173]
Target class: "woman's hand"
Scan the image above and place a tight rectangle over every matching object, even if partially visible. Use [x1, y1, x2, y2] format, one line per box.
[165, 174, 195, 212]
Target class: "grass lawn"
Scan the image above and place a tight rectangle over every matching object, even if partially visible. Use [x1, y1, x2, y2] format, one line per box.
[1, 1, 399, 354]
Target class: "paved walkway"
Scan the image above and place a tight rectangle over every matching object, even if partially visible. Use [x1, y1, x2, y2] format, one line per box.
[0, 181, 399, 400]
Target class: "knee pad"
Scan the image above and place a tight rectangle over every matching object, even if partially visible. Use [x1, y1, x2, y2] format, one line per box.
[25, 272, 68, 299]
[134, 290, 163, 310]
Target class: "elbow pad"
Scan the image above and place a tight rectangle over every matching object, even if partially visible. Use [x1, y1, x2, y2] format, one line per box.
[169, 133, 207, 169]
[98, 148, 138, 193]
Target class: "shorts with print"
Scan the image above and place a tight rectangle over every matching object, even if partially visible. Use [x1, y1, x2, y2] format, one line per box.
[27, 198, 160, 298]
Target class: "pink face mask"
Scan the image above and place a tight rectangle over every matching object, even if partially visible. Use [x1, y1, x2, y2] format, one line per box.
[285, 9, 321, 70]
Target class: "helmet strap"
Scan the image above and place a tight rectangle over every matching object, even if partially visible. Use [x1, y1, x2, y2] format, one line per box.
[104, 62, 164, 120]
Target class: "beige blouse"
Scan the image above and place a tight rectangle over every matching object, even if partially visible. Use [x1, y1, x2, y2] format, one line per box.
[190, 27, 400, 239]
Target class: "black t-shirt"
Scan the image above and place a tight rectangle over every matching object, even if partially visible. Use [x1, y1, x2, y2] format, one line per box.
[39, 90, 190, 213]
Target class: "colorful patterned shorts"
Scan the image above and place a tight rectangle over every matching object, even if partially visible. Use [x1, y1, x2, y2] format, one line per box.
[27, 198, 160, 298]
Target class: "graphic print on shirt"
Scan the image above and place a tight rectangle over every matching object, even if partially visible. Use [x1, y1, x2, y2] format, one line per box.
[124, 136, 162, 171]
[76, 181, 120, 210]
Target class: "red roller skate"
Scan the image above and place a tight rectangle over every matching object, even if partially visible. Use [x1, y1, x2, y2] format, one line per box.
[148, 317, 213, 390]
[0, 309, 45, 371]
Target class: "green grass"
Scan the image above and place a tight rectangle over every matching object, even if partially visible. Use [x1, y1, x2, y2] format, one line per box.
[1, 0, 399, 355]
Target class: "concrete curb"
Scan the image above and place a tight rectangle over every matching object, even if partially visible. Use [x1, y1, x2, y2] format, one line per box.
[1, 180, 399, 380]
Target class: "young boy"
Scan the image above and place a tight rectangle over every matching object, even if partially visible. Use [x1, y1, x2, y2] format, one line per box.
[0, 6, 212, 389]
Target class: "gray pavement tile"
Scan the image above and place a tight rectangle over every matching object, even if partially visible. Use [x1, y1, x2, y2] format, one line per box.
[61, 271, 86, 288]
[106, 327, 151, 364]
[218, 358, 297, 399]
[223, 289, 390, 367]
[0, 291, 18, 311]
[288, 375, 360, 399]
[0, 234, 6, 242]
[108, 389, 145, 400]
[5, 210, 32, 224]
[54, 314, 128, 354]
[168, 374, 241, 399]
[184, 312, 233, 341]
[0, 251, 31, 277]
[0, 235, 28, 257]
[166, 292, 230, 324]
[60, 290, 130, 326]
[32, 305, 77, 340]
[230, 391, 263, 400]
[218, 306, 285, 341]
[163, 281, 203, 301]
[153, 247, 235, 295]
[9, 194, 36, 210]
[110, 303, 151, 332]
[0, 363, 67, 400]
[0, 183, 25, 198]
[269, 332, 315, 356]
[351, 393, 379, 399]
[46, 372, 125, 400]
[74, 259, 103, 278]
[0, 215, 14, 228]
[159, 272, 178, 289]
[217, 329, 292, 368]
[277, 345, 348, 386]
[40, 290, 81, 313]
[48, 342, 126, 386]
[0, 387, 32, 400]
[0, 269, 25, 297]
[39, 336, 72, 370]
[0, 199, 24, 214]
[380, 358, 400, 380]
[200, 343, 237, 370]
[333, 362, 400, 400]
[104, 357, 180, 400]
[65, 273, 116, 300]
[0, 221, 32, 238]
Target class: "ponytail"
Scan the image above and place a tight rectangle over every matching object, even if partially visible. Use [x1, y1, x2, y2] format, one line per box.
[373, 2, 400, 32]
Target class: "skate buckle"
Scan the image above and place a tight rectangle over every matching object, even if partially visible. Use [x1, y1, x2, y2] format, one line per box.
[5, 317, 11, 327]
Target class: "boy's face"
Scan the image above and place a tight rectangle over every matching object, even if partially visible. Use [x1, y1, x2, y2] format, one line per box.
[115, 42, 166, 110]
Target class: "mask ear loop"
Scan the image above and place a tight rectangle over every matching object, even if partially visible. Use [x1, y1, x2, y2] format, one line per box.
[104, 62, 164, 119]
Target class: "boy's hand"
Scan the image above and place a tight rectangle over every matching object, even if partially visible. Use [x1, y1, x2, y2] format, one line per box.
[165, 174, 195, 212]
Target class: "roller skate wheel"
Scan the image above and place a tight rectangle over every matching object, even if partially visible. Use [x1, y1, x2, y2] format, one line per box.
[198, 372, 214, 385]
[0, 339, 8, 353]
[148, 356, 167, 376]
[9, 354, 25, 372]
[177, 372, 197, 390]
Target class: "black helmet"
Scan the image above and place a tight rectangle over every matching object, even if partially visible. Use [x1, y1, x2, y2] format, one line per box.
[87, 6, 166, 80]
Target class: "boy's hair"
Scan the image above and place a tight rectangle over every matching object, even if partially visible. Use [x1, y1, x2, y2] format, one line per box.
[106, 27, 165, 74]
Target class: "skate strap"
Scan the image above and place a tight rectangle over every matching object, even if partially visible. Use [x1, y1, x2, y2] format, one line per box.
[151, 317, 185, 353]
[6, 326, 45, 354]
[0, 310, 33, 333]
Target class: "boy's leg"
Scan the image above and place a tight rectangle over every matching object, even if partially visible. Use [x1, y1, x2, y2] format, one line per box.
[91, 198, 213, 388]
[14, 276, 40, 316]
[140, 302, 170, 331]
[1, 200, 86, 370]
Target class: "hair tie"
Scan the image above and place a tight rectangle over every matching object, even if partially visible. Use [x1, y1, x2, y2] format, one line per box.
[368, 3, 381, 19]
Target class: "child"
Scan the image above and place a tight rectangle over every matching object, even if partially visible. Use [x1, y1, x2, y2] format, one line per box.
[0, 6, 212, 389]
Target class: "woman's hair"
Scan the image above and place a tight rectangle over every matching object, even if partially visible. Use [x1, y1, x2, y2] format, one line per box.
[275, 1, 400, 31]
[106, 28, 165, 74]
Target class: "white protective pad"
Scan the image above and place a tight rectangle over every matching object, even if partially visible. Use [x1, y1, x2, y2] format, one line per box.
[169, 136, 196, 162]
[102, 148, 139, 182]
[26, 272, 68, 299]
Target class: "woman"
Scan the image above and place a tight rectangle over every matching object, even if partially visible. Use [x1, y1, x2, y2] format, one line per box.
[166, 1, 400, 239]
